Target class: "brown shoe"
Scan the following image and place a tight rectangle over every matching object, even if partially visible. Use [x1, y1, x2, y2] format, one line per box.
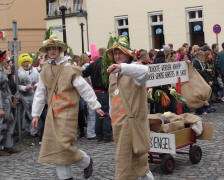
[0, 150, 11, 156]
[4, 148, 20, 154]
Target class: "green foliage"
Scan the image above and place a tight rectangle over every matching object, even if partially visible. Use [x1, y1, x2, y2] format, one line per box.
[28, 52, 38, 65]
[100, 34, 117, 88]
[107, 34, 130, 49]
[169, 88, 187, 104]
[44, 27, 53, 40]
[154, 90, 163, 103]
[101, 52, 113, 88]
[107, 34, 118, 49]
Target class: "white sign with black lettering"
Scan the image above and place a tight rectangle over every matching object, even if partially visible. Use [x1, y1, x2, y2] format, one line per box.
[146, 61, 189, 87]
[150, 132, 176, 154]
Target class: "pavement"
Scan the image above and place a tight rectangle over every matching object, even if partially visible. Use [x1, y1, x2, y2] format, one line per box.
[0, 103, 224, 180]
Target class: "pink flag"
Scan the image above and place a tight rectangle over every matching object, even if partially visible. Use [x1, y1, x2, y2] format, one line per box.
[90, 43, 100, 61]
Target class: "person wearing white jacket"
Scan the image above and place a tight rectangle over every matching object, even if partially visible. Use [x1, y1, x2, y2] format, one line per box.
[106, 35, 154, 180]
[32, 35, 104, 180]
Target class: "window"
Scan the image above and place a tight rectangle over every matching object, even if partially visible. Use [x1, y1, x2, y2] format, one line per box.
[151, 15, 157, 23]
[186, 7, 204, 46]
[115, 16, 129, 38]
[73, 0, 82, 12]
[48, 1, 59, 16]
[46, 0, 83, 17]
[159, 15, 163, 22]
[188, 9, 203, 21]
[148, 12, 165, 49]
[189, 11, 196, 19]
[198, 10, 203, 18]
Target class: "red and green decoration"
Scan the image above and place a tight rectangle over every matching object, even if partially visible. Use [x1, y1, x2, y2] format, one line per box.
[101, 34, 118, 88]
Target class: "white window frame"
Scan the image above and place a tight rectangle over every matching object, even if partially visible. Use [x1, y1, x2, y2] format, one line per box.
[48, 2, 58, 16]
[148, 11, 164, 49]
[149, 11, 163, 26]
[114, 16, 129, 36]
[73, 0, 82, 12]
[186, 6, 203, 22]
[185, 6, 204, 44]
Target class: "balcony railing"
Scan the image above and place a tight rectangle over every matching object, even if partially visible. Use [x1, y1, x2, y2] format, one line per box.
[47, 1, 83, 17]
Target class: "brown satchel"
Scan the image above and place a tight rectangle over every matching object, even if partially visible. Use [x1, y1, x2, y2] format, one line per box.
[181, 63, 211, 109]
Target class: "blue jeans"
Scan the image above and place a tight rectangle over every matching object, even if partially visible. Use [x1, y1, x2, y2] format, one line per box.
[95, 91, 112, 140]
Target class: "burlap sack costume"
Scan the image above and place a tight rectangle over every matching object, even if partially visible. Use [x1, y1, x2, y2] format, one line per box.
[107, 35, 150, 180]
[181, 63, 211, 109]
[38, 63, 83, 165]
[109, 74, 149, 180]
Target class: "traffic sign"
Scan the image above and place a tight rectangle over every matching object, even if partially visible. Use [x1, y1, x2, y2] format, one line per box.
[213, 24, 221, 34]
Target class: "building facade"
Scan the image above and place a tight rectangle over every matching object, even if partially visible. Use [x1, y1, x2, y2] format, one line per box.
[46, 0, 224, 53]
[45, 0, 88, 55]
[0, 0, 46, 53]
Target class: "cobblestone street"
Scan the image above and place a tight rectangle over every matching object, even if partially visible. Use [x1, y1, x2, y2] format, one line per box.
[0, 103, 224, 180]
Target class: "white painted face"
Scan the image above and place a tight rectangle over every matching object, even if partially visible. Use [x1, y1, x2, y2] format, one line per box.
[46, 46, 61, 59]
[113, 49, 129, 64]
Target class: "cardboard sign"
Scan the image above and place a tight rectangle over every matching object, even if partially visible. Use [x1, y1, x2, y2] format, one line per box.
[150, 132, 176, 154]
[146, 61, 189, 87]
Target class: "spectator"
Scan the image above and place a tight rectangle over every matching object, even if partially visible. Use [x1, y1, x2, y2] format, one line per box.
[176, 47, 188, 61]
[0, 50, 18, 156]
[36, 53, 47, 72]
[163, 45, 176, 62]
[212, 43, 219, 60]
[216, 43, 224, 80]
[154, 50, 165, 64]
[3, 57, 16, 95]
[192, 50, 210, 114]
[136, 49, 152, 65]
[35, 53, 48, 143]
[82, 49, 113, 143]
[204, 49, 218, 109]
[148, 51, 155, 64]
[99, 48, 106, 57]
[191, 45, 200, 59]
[18, 53, 39, 134]
[168, 43, 174, 51]
[79, 53, 97, 139]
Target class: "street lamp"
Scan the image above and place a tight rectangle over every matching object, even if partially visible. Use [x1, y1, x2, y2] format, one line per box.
[80, 22, 85, 53]
[59, 5, 67, 44]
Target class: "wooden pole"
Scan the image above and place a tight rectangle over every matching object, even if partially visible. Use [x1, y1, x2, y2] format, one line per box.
[176, 77, 183, 115]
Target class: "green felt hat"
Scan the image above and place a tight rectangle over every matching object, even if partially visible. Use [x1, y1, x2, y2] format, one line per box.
[107, 35, 133, 58]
